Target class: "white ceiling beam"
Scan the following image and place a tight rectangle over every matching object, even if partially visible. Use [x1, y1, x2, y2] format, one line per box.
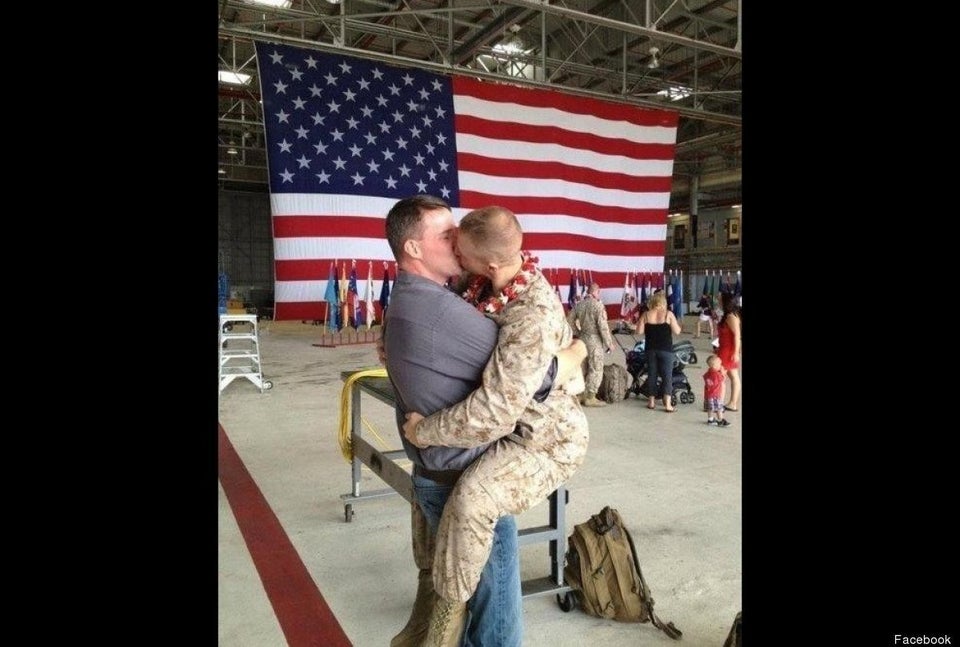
[500, 0, 740, 60]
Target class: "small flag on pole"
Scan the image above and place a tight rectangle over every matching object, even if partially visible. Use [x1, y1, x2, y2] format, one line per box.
[620, 272, 632, 319]
[348, 260, 360, 329]
[323, 261, 339, 332]
[339, 262, 349, 330]
[363, 261, 374, 330]
[378, 262, 391, 323]
[567, 269, 578, 310]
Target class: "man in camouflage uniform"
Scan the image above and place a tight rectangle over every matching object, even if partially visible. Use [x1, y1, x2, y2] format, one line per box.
[404, 206, 590, 646]
[568, 282, 615, 406]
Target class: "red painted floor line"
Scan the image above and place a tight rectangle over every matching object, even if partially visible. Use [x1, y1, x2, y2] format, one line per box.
[219, 423, 352, 647]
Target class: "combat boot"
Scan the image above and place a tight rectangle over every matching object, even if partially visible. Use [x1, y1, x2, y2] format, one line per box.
[582, 392, 607, 407]
[422, 596, 468, 647]
[389, 569, 437, 647]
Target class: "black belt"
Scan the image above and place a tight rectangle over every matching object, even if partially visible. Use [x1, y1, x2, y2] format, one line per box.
[413, 465, 464, 486]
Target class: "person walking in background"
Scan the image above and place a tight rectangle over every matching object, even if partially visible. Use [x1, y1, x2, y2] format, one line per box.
[717, 291, 742, 411]
[702, 354, 729, 427]
[636, 291, 683, 412]
[567, 282, 615, 407]
[696, 290, 715, 339]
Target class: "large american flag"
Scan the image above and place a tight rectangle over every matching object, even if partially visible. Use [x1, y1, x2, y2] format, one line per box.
[255, 42, 678, 321]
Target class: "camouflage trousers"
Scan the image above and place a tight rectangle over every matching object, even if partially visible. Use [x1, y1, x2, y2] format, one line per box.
[410, 498, 436, 571]
[432, 407, 590, 602]
[582, 335, 607, 394]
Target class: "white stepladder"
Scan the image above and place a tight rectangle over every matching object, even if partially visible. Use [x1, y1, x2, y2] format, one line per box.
[218, 314, 273, 394]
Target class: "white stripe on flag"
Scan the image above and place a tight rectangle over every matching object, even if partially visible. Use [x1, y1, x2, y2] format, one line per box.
[515, 215, 665, 240]
[457, 171, 670, 209]
[275, 280, 326, 303]
[536, 252, 663, 273]
[455, 133, 675, 177]
[454, 96, 678, 144]
[274, 238, 393, 262]
[271, 193, 398, 217]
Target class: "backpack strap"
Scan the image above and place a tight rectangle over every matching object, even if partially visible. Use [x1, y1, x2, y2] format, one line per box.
[623, 523, 683, 640]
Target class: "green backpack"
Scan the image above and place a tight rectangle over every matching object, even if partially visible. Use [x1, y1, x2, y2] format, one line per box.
[562, 506, 682, 640]
[597, 364, 630, 403]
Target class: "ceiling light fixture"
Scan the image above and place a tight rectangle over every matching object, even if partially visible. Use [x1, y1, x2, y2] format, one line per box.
[647, 47, 660, 69]
[493, 36, 526, 55]
[494, 25, 526, 55]
[227, 142, 239, 155]
[243, 0, 292, 7]
[656, 85, 692, 101]
[219, 70, 251, 85]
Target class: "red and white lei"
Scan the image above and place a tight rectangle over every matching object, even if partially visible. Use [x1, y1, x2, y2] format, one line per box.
[461, 252, 539, 314]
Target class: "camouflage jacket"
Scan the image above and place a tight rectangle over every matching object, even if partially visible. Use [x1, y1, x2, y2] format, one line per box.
[568, 296, 614, 351]
[414, 268, 585, 457]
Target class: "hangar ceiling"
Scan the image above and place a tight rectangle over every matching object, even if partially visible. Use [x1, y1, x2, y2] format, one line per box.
[218, 0, 741, 213]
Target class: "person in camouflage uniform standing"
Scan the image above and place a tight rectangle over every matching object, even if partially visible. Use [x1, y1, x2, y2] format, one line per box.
[567, 281, 615, 407]
[404, 206, 590, 647]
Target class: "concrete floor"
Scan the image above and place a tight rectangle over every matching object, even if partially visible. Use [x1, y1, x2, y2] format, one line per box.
[218, 319, 741, 646]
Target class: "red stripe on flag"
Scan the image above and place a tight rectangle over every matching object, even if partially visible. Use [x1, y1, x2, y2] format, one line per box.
[218, 424, 351, 647]
[457, 153, 673, 193]
[276, 260, 328, 282]
[540, 269, 663, 287]
[276, 258, 394, 281]
[605, 304, 632, 320]
[458, 193, 667, 224]
[523, 233, 664, 257]
[273, 216, 385, 238]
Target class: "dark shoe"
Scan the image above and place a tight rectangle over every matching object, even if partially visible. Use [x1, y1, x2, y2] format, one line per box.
[723, 406, 738, 412]
[717, 419, 730, 427]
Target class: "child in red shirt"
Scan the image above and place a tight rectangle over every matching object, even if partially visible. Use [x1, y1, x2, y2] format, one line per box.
[703, 355, 729, 427]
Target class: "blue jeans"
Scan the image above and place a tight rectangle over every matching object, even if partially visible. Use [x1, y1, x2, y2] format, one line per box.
[646, 349, 676, 398]
[413, 474, 523, 647]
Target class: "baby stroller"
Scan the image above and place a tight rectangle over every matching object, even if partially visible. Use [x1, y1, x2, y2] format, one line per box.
[617, 336, 697, 404]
